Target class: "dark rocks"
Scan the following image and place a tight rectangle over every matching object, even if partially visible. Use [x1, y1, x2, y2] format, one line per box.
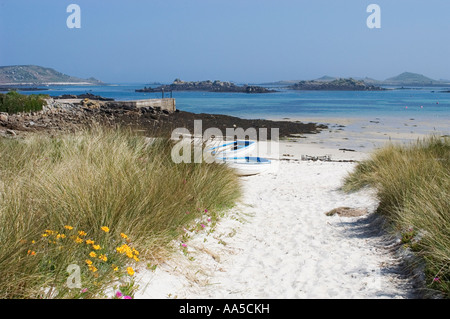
[52, 93, 115, 101]
[289, 78, 385, 91]
[136, 79, 277, 94]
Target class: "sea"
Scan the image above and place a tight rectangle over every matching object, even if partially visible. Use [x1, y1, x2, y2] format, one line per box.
[14, 83, 450, 142]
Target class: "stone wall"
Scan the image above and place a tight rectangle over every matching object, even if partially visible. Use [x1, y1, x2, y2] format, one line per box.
[44, 98, 176, 113]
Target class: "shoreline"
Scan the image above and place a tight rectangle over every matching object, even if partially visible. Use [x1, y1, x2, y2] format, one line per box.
[267, 115, 449, 152]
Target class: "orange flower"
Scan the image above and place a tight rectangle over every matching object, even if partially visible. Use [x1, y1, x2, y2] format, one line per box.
[127, 267, 135, 276]
[101, 226, 110, 233]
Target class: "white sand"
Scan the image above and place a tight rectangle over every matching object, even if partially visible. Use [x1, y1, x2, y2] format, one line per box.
[133, 137, 417, 299]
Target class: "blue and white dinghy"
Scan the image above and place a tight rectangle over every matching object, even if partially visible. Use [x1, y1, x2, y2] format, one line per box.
[216, 156, 271, 176]
[208, 140, 256, 157]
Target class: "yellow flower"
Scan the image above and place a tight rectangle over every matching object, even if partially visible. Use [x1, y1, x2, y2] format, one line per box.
[88, 265, 98, 273]
[27, 250, 36, 256]
[127, 267, 135, 276]
[86, 239, 95, 245]
[99, 254, 107, 262]
[31, 240, 36, 244]
[78, 231, 87, 237]
[75, 237, 83, 244]
[85, 259, 93, 265]
[133, 256, 140, 262]
[120, 233, 128, 239]
[64, 225, 73, 230]
[112, 264, 119, 272]
[101, 226, 110, 233]
[92, 244, 101, 250]
[89, 251, 97, 258]
[116, 244, 129, 254]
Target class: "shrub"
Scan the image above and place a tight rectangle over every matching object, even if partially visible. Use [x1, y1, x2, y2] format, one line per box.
[0, 91, 48, 114]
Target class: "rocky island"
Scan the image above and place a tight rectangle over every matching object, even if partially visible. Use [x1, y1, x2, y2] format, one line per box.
[136, 79, 276, 93]
[289, 78, 385, 91]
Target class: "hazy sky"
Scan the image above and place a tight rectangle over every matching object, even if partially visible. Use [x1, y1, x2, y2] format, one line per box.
[1, 0, 449, 83]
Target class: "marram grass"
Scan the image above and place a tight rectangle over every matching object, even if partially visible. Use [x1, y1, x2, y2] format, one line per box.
[343, 135, 450, 298]
[0, 127, 240, 298]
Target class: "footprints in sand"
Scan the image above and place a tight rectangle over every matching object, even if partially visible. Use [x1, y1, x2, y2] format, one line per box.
[135, 161, 414, 299]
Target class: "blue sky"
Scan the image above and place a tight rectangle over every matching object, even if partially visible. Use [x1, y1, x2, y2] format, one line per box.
[0, 0, 449, 83]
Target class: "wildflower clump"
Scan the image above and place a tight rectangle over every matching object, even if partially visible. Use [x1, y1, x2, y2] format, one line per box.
[24, 225, 142, 298]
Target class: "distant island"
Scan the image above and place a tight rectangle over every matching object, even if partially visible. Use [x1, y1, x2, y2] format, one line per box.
[0, 65, 104, 86]
[382, 72, 446, 86]
[136, 79, 276, 93]
[262, 72, 450, 88]
[288, 78, 385, 91]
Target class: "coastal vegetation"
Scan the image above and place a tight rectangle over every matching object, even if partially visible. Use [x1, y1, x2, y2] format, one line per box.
[0, 90, 48, 114]
[343, 135, 450, 298]
[0, 127, 240, 298]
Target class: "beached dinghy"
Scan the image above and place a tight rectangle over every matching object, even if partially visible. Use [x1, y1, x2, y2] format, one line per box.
[216, 156, 271, 176]
[208, 140, 256, 156]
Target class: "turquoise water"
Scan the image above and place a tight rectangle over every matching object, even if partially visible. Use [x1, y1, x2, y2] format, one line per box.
[17, 84, 450, 122]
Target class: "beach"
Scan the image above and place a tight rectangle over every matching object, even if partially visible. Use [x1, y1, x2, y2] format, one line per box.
[2, 100, 445, 298]
[132, 127, 429, 299]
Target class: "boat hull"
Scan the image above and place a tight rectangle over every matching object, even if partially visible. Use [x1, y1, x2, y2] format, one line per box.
[216, 156, 271, 176]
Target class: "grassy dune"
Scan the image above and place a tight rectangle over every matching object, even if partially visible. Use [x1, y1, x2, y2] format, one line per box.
[343, 135, 450, 298]
[0, 127, 240, 298]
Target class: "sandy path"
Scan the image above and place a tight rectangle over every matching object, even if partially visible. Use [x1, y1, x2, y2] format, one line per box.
[134, 143, 416, 299]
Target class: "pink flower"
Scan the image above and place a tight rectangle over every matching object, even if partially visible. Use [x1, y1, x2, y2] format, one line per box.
[124, 295, 132, 299]
[204, 209, 208, 213]
[116, 291, 123, 298]
[81, 288, 88, 293]
[201, 224, 206, 228]
[207, 218, 211, 222]
[181, 243, 187, 248]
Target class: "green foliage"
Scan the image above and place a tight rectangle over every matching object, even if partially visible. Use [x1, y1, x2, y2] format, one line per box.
[343, 135, 450, 298]
[0, 91, 48, 114]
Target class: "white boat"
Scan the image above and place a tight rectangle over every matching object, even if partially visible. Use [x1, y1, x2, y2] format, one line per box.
[208, 140, 256, 157]
[216, 156, 271, 176]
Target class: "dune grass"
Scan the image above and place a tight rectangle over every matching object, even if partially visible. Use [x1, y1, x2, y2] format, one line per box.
[343, 135, 450, 298]
[0, 126, 241, 298]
